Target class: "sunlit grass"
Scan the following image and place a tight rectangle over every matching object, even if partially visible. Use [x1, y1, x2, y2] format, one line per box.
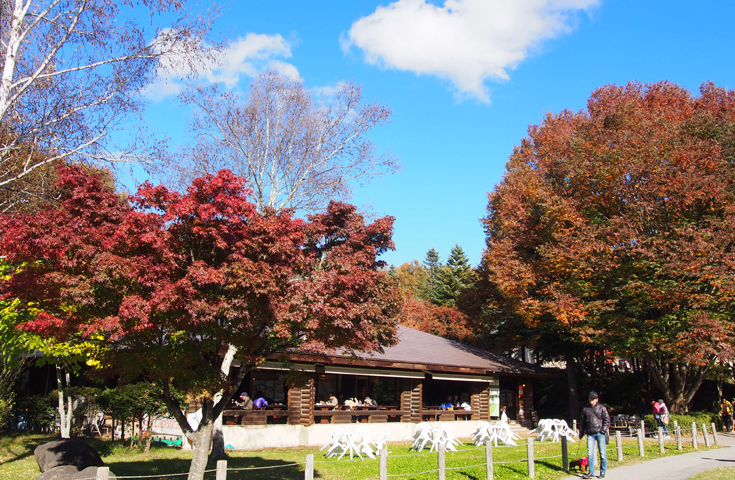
[0, 433, 723, 480]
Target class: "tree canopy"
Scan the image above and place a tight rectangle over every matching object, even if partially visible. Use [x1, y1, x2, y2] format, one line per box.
[472, 81, 735, 412]
[0, 165, 400, 479]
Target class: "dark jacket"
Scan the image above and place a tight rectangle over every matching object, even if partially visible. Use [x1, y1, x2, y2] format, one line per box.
[579, 402, 611, 436]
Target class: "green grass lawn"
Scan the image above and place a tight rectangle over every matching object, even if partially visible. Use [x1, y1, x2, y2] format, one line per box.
[0, 433, 724, 480]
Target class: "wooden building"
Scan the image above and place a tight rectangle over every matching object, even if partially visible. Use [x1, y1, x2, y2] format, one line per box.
[229, 326, 553, 429]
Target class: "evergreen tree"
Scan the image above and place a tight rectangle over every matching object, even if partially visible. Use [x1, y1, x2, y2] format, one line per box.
[419, 248, 443, 303]
[434, 244, 474, 307]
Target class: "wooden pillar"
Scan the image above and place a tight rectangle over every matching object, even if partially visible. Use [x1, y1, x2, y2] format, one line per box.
[401, 382, 422, 423]
[471, 387, 490, 420]
[287, 378, 315, 426]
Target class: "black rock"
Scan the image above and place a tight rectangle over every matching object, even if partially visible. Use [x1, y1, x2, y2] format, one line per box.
[34, 439, 104, 473]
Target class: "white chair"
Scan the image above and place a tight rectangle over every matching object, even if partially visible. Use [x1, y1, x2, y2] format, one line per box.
[321, 427, 348, 458]
[353, 426, 375, 460]
[411, 422, 434, 452]
[370, 427, 391, 451]
[431, 424, 459, 452]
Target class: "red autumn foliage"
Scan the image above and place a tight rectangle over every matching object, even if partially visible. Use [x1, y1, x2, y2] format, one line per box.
[399, 297, 475, 344]
[475, 81, 735, 411]
[0, 164, 400, 399]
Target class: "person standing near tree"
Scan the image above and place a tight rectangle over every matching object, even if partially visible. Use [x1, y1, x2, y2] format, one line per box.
[721, 396, 733, 432]
[579, 391, 610, 479]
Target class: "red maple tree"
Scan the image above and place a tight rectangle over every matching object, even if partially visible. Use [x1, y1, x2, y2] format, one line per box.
[0, 166, 400, 479]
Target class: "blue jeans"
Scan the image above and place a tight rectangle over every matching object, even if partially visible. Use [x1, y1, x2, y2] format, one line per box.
[587, 432, 607, 476]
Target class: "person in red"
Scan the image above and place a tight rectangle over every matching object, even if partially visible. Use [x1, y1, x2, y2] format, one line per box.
[651, 399, 670, 438]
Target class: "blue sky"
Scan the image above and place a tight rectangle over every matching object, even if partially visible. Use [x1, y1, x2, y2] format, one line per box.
[132, 0, 735, 268]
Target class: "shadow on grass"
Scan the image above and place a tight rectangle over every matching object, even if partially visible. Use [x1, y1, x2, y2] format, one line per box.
[0, 433, 56, 466]
[107, 455, 309, 480]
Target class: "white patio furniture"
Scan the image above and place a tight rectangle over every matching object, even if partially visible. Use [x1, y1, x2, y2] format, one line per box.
[321, 427, 348, 458]
[471, 420, 520, 446]
[430, 424, 459, 452]
[529, 419, 578, 442]
[322, 426, 381, 460]
[411, 422, 435, 452]
[370, 427, 391, 451]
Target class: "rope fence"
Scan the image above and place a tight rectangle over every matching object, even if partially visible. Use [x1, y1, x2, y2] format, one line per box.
[83, 421, 723, 480]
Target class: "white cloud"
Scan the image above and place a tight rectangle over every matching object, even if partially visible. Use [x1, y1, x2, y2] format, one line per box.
[343, 0, 599, 102]
[145, 32, 300, 100]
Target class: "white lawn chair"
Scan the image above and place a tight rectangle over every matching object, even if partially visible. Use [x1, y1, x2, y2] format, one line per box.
[431, 424, 460, 452]
[471, 421, 492, 446]
[370, 427, 391, 451]
[353, 426, 375, 460]
[411, 422, 434, 452]
[321, 427, 348, 458]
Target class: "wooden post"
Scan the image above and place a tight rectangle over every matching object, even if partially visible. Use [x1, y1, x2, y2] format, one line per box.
[438, 443, 446, 480]
[615, 431, 623, 462]
[527, 437, 535, 479]
[304, 454, 314, 480]
[572, 419, 577, 432]
[561, 435, 569, 473]
[637, 427, 645, 457]
[702, 423, 711, 447]
[658, 427, 664, 453]
[216, 460, 227, 480]
[96, 467, 109, 480]
[692, 422, 698, 449]
[676, 425, 682, 451]
[380, 448, 388, 480]
[486, 441, 493, 480]
[712, 422, 719, 446]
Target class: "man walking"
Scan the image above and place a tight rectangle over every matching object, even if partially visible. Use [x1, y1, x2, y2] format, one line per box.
[579, 391, 610, 479]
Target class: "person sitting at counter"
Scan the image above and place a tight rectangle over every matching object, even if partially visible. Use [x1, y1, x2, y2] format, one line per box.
[344, 397, 359, 409]
[364, 396, 378, 407]
[237, 392, 253, 410]
[327, 392, 339, 406]
[253, 392, 268, 409]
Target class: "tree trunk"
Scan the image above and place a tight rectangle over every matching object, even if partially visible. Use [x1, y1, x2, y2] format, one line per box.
[186, 420, 214, 480]
[646, 355, 708, 413]
[144, 416, 153, 454]
[56, 363, 72, 438]
[211, 344, 239, 459]
[565, 351, 579, 425]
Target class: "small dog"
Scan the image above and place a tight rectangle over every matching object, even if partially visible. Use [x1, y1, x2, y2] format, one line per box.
[569, 456, 589, 474]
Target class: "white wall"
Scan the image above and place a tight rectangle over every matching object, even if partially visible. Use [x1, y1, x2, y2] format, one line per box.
[222, 420, 484, 450]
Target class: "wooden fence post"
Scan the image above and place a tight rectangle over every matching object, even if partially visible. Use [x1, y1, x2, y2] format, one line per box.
[305, 453, 314, 480]
[527, 437, 535, 479]
[692, 422, 698, 449]
[216, 460, 227, 480]
[486, 441, 493, 480]
[658, 427, 664, 453]
[615, 431, 623, 462]
[637, 427, 645, 457]
[712, 422, 719, 446]
[96, 467, 109, 480]
[702, 423, 711, 447]
[380, 448, 388, 480]
[438, 443, 446, 480]
[561, 435, 568, 473]
[676, 425, 682, 451]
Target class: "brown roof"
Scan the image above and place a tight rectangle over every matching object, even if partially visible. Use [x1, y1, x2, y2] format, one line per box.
[322, 326, 551, 377]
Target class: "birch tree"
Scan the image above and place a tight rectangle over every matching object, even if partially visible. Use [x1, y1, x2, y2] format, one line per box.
[163, 70, 397, 213]
[0, 0, 215, 211]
